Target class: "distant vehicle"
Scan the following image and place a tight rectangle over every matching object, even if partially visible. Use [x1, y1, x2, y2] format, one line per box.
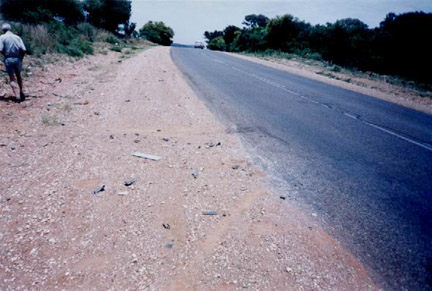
[194, 41, 205, 49]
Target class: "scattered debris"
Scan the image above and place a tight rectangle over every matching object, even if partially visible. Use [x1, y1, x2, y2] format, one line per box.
[124, 178, 137, 186]
[166, 241, 174, 248]
[192, 169, 199, 179]
[118, 191, 128, 196]
[92, 184, 105, 195]
[73, 101, 89, 106]
[232, 164, 240, 170]
[132, 152, 161, 161]
[202, 211, 218, 216]
[205, 141, 222, 148]
[163, 223, 170, 229]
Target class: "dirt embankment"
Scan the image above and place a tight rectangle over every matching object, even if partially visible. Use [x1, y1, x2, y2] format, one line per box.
[1, 47, 377, 290]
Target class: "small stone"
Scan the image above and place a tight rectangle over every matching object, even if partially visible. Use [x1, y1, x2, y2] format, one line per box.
[124, 178, 137, 186]
[163, 223, 170, 229]
[125, 99, 130, 102]
[118, 191, 128, 196]
[92, 184, 105, 195]
[109, 135, 114, 139]
[232, 165, 240, 170]
[280, 196, 286, 200]
[286, 267, 293, 273]
[162, 137, 170, 142]
[166, 241, 174, 248]
[192, 170, 199, 179]
[312, 213, 318, 217]
[134, 140, 140, 143]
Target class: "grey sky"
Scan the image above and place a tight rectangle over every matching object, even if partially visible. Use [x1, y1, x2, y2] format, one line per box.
[130, 0, 432, 44]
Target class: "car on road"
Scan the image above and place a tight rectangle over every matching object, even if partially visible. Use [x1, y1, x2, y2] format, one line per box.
[194, 41, 205, 49]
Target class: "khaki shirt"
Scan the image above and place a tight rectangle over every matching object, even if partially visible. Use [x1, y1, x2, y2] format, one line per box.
[0, 31, 26, 58]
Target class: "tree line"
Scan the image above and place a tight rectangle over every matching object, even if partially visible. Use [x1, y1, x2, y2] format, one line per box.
[204, 12, 432, 87]
[0, 0, 174, 45]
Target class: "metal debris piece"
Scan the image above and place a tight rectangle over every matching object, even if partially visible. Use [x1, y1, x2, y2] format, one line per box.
[124, 178, 137, 186]
[132, 152, 161, 161]
[92, 184, 105, 195]
[202, 211, 218, 216]
[163, 223, 170, 229]
[192, 169, 199, 179]
[166, 241, 174, 248]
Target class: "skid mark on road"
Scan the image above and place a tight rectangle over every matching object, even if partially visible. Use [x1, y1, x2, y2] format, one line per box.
[205, 52, 432, 153]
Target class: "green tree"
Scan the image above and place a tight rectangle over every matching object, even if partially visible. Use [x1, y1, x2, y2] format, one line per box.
[265, 14, 310, 52]
[139, 21, 174, 46]
[204, 30, 224, 44]
[84, 0, 131, 33]
[243, 14, 269, 28]
[207, 36, 226, 51]
[0, 0, 83, 24]
[223, 25, 241, 51]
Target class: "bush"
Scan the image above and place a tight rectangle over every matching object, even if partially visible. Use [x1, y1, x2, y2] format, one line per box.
[110, 45, 123, 52]
[77, 23, 96, 42]
[105, 34, 120, 45]
[139, 21, 174, 46]
[207, 36, 226, 51]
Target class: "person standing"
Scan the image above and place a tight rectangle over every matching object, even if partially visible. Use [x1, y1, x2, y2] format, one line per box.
[0, 23, 26, 102]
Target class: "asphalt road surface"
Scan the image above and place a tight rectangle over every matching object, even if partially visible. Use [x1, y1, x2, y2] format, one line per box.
[171, 47, 432, 290]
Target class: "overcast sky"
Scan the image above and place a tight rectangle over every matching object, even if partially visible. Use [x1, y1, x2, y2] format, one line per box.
[130, 0, 432, 44]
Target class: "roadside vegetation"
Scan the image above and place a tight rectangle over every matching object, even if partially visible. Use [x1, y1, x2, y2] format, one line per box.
[0, 0, 174, 60]
[204, 12, 432, 91]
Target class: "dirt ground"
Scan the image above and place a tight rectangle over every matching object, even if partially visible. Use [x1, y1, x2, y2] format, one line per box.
[1, 47, 377, 290]
[229, 53, 432, 115]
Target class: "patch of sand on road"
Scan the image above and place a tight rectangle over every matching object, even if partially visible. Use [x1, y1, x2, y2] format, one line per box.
[1, 47, 377, 290]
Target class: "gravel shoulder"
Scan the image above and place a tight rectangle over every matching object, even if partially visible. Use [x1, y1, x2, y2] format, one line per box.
[228, 52, 432, 115]
[1, 47, 377, 290]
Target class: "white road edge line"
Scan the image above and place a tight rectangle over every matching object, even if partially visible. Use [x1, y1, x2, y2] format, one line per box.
[223, 59, 432, 153]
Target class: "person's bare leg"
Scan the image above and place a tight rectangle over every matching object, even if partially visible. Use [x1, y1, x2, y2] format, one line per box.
[9, 74, 20, 99]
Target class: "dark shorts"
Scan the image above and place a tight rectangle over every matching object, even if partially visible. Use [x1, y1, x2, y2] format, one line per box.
[4, 57, 22, 75]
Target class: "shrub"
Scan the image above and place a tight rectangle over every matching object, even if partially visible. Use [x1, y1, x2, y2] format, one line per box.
[105, 34, 120, 45]
[77, 23, 96, 42]
[110, 45, 123, 52]
[207, 36, 226, 51]
[139, 21, 174, 46]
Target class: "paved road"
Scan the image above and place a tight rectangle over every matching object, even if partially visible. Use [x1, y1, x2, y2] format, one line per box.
[171, 47, 432, 290]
